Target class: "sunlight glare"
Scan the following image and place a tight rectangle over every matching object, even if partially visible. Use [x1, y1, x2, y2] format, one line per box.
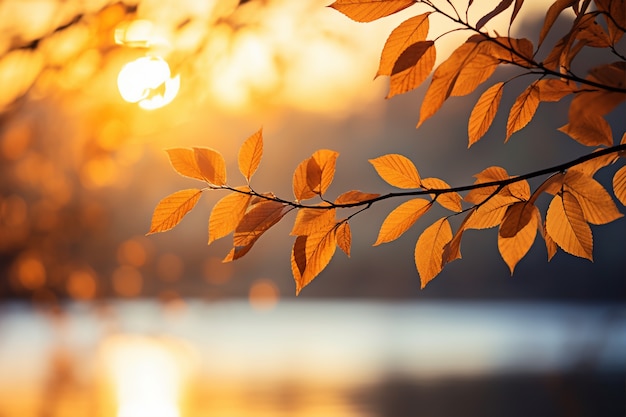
[117, 56, 180, 109]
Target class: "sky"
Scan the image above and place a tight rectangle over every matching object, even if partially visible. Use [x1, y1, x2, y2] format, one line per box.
[0, 0, 624, 304]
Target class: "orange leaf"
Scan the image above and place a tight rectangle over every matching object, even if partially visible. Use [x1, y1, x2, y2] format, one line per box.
[575, 13, 611, 48]
[387, 41, 436, 98]
[374, 198, 432, 245]
[147, 189, 203, 234]
[498, 204, 539, 274]
[506, 81, 540, 141]
[334, 190, 380, 205]
[450, 52, 499, 97]
[569, 150, 618, 176]
[194, 147, 227, 186]
[208, 188, 251, 245]
[223, 242, 254, 262]
[369, 154, 421, 189]
[464, 197, 515, 230]
[536, 79, 577, 102]
[238, 128, 263, 182]
[542, 222, 558, 261]
[476, 0, 514, 30]
[307, 149, 339, 195]
[563, 170, 623, 224]
[414, 218, 452, 289]
[539, 0, 578, 47]
[499, 201, 536, 238]
[377, 13, 431, 77]
[484, 37, 534, 67]
[328, 0, 416, 23]
[336, 221, 352, 257]
[468, 82, 504, 147]
[443, 209, 475, 264]
[293, 157, 316, 201]
[420, 177, 462, 212]
[291, 207, 336, 236]
[614, 166, 626, 206]
[546, 192, 593, 260]
[595, 0, 625, 43]
[291, 235, 307, 281]
[233, 200, 289, 247]
[558, 113, 613, 147]
[295, 225, 338, 295]
[166, 148, 204, 181]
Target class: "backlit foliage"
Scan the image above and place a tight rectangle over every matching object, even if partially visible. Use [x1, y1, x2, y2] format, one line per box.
[150, 0, 626, 294]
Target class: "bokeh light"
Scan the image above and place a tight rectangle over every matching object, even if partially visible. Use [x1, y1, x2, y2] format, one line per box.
[249, 278, 280, 311]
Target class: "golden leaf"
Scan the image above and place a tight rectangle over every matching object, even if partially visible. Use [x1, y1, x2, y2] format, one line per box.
[374, 198, 432, 245]
[468, 82, 504, 147]
[498, 204, 539, 274]
[369, 153, 421, 189]
[291, 235, 307, 282]
[420, 177, 462, 212]
[595, 0, 625, 43]
[499, 201, 536, 238]
[293, 157, 316, 201]
[194, 147, 227, 186]
[536, 79, 577, 102]
[414, 218, 452, 289]
[575, 13, 611, 48]
[387, 41, 436, 98]
[147, 189, 203, 234]
[238, 128, 263, 182]
[484, 37, 534, 67]
[546, 192, 593, 260]
[223, 242, 254, 262]
[506, 81, 540, 141]
[377, 13, 431, 78]
[569, 151, 618, 176]
[539, 0, 579, 47]
[542, 222, 558, 261]
[328, 0, 416, 23]
[443, 209, 475, 264]
[166, 148, 204, 181]
[336, 221, 352, 257]
[558, 113, 613, 147]
[291, 207, 336, 236]
[476, 0, 514, 30]
[295, 225, 338, 295]
[464, 197, 514, 230]
[613, 166, 626, 206]
[334, 190, 381, 205]
[564, 170, 623, 224]
[233, 200, 289, 247]
[465, 166, 528, 204]
[450, 52, 499, 97]
[208, 188, 251, 245]
[307, 149, 339, 195]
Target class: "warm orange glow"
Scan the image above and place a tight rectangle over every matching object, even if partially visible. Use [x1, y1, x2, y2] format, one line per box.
[111, 265, 143, 297]
[66, 269, 98, 300]
[157, 253, 184, 282]
[117, 56, 180, 110]
[249, 278, 280, 311]
[13, 253, 46, 290]
[203, 256, 234, 285]
[117, 238, 149, 267]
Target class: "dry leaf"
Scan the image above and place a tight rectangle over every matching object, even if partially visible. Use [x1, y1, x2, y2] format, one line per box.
[329, 0, 416, 23]
[374, 198, 432, 245]
[166, 148, 204, 181]
[293, 157, 316, 201]
[233, 200, 289, 247]
[420, 177, 462, 212]
[546, 192, 593, 260]
[336, 221, 352, 257]
[307, 150, 339, 195]
[476, 0, 514, 30]
[506, 81, 540, 141]
[208, 188, 251, 244]
[334, 190, 381, 205]
[387, 41, 436, 98]
[468, 82, 504, 147]
[539, 0, 579, 47]
[291, 207, 336, 236]
[377, 13, 431, 77]
[498, 204, 539, 273]
[295, 225, 338, 295]
[148, 189, 203, 234]
[563, 170, 623, 224]
[194, 147, 227, 186]
[613, 166, 626, 206]
[414, 218, 452, 288]
[499, 201, 536, 238]
[369, 153, 421, 189]
[238, 128, 263, 182]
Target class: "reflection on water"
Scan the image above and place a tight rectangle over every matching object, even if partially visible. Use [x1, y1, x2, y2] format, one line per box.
[0, 301, 624, 417]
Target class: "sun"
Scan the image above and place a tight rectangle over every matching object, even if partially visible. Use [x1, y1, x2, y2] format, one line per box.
[117, 56, 180, 110]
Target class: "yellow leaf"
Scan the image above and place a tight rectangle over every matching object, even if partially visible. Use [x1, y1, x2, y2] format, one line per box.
[450, 52, 499, 97]
[546, 192, 593, 260]
[165, 148, 204, 181]
[369, 154, 421, 189]
[238, 128, 263, 182]
[374, 198, 432, 245]
[233, 200, 289, 247]
[443, 209, 475, 264]
[506, 81, 540, 141]
[569, 150, 618, 176]
[464, 197, 514, 229]
[465, 166, 528, 205]
[328, 0, 416, 23]
[307, 149, 339, 195]
[194, 147, 227, 186]
[499, 201, 536, 238]
[564, 170, 623, 224]
[291, 207, 336, 236]
[420, 177, 462, 212]
[336, 221, 352, 257]
[387, 41, 436, 98]
[498, 204, 539, 274]
[468, 82, 504, 147]
[483, 37, 534, 67]
[296, 225, 338, 295]
[147, 189, 203, 234]
[334, 190, 380, 205]
[377, 13, 431, 77]
[415, 218, 452, 289]
[613, 165, 626, 206]
[558, 113, 613, 147]
[208, 188, 251, 245]
[293, 157, 316, 201]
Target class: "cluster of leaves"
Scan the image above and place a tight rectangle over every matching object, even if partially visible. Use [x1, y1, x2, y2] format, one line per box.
[149, 0, 626, 294]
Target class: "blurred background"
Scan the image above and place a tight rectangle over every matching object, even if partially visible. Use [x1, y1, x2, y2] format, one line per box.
[0, 0, 624, 416]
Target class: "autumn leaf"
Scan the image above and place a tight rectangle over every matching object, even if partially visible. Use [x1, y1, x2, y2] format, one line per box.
[536, 79, 577, 102]
[148, 189, 203, 234]
[374, 198, 432, 245]
[546, 192, 593, 260]
[334, 190, 380, 205]
[569, 150, 618, 176]
[369, 153, 421, 188]
[613, 166, 626, 206]
[420, 177, 462, 212]
[450, 52, 499, 97]
[442, 209, 475, 264]
[194, 147, 227, 186]
[595, 0, 626, 43]
[238, 128, 263, 182]
[233, 200, 290, 247]
[415, 218, 452, 288]
[464, 196, 516, 230]
[476, 0, 514, 30]
[291, 207, 336, 236]
[542, 222, 558, 261]
[539, 0, 578, 47]
[291, 235, 307, 281]
[293, 157, 317, 201]
[377, 13, 431, 77]
[307, 149, 339, 195]
[165, 148, 205, 181]
[295, 224, 338, 295]
[336, 221, 352, 256]
[575, 13, 611, 48]
[498, 204, 539, 273]
[563, 170, 623, 224]
[387, 41, 436, 98]
[468, 82, 504, 147]
[328, 0, 416, 23]
[558, 113, 613, 147]
[506, 81, 540, 141]
[208, 188, 251, 245]
[482, 37, 534, 67]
